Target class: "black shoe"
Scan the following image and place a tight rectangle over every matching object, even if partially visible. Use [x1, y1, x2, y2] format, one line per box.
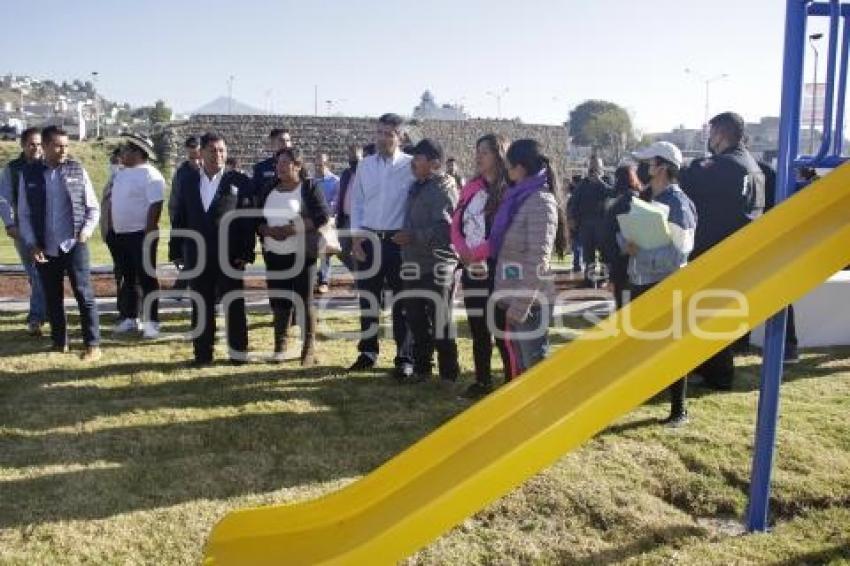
[188, 358, 213, 368]
[783, 345, 800, 364]
[660, 412, 689, 428]
[461, 382, 493, 399]
[348, 354, 375, 372]
[228, 358, 246, 366]
[393, 363, 415, 381]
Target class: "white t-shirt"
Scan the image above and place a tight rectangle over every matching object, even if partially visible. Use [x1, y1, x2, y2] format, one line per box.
[263, 188, 302, 255]
[462, 189, 488, 248]
[111, 163, 166, 233]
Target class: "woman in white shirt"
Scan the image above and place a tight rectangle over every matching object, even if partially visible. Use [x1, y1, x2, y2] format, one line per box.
[256, 148, 330, 365]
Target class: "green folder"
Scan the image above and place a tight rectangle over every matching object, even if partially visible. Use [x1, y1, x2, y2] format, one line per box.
[616, 198, 672, 250]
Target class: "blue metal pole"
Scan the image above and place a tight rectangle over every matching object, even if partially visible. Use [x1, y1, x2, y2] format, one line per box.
[800, 0, 841, 165]
[745, 0, 807, 533]
[831, 15, 849, 156]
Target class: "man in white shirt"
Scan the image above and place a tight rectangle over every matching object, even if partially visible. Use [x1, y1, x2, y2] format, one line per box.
[348, 113, 415, 377]
[110, 133, 165, 338]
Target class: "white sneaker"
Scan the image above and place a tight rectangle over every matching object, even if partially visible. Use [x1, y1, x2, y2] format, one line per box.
[142, 322, 161, 339]
[113, 318, 140, 334]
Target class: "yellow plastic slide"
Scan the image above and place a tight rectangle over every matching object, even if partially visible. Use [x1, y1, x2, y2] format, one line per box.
[204, 164, 850, 565]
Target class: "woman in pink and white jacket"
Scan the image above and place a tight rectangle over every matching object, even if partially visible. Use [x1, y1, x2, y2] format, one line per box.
[451, 134, 512, 399]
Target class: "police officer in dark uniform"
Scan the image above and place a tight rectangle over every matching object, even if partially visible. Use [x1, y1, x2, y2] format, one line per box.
[680, 111, 766, 389]
[252, 128, 292, 192]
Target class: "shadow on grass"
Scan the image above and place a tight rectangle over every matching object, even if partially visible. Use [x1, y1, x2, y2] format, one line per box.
[557, 524, 707, 565]
[767, 542, 850, 565]
[683, 347, 850, 400]
[0, 361, 465, 528]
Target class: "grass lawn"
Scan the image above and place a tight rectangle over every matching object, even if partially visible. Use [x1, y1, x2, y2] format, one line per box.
[0, 306, 848, 564]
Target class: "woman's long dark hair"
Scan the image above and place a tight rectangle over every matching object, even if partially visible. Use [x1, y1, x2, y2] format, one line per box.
[476, 133, 509, 218]
[505, 139, 569, 259]
[614, 164, 641, 193]
[275, 147, 310, 182]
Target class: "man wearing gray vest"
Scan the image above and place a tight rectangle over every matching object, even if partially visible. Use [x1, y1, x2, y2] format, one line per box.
[17, 126, 102, 360]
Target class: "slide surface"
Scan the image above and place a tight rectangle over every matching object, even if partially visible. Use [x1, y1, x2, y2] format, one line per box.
[204, 164, 850, 565]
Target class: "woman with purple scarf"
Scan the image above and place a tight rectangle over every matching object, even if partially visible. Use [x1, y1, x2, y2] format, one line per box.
[490, 139, 568, 378]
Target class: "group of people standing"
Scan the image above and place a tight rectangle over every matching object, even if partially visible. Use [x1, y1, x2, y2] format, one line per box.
[0, 109, 788, 426]
[585, 111, 768, 426]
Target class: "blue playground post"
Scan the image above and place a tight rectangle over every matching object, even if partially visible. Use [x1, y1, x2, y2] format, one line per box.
[746, 0, 849, 532]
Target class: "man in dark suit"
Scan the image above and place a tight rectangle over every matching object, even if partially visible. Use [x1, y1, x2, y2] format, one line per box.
[169, 132, 256, 366]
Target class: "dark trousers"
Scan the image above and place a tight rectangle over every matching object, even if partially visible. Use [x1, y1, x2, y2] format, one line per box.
[355, 234, 413, 366]
[633, 283, 686, 417]
[462, 267, 510, 385]
[113, 231, 159, 322]
[611, 274, 629, 311]
[578, 220, 605, 270]
[570, 229, 583, 271]
[265, 252, 316, 345]
[38, 242, 100, 347]
[190, 257, 247, 362]
[405, 271, 459, 379]
[105, 230, 134, 320]
[734, 304, 798, 352]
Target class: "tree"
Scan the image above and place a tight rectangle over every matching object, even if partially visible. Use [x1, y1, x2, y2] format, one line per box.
[149, 100, 172, 124]
[568, 100, 635, 158]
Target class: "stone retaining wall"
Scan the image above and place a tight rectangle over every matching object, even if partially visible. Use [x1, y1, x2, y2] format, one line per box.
[157, 115, 573, 183]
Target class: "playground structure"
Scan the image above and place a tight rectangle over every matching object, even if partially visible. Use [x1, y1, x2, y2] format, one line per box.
[203, 1, 850, 563]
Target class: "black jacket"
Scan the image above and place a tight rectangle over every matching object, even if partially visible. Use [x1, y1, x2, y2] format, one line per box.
[680, 145, 765, 258]
[168, 160, 197, 223]
[252, 157, 277, 193]
[168, 168, 257, 268]
[568, 176, 612, 225]
[759, 161, 779, 211]
[601, 188, 639, 282]
[256, 179, 330, 259]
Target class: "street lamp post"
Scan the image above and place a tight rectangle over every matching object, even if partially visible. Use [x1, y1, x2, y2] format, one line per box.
[808, 32, 824, 153]
[91, 71, 100, 138]
[486, 87, 509, 119]
[685, 68, 729, 148]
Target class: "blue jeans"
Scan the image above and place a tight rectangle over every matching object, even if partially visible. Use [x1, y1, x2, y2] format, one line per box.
[318, 255, 332, 285]
[14, 237, 47, 324]
[570, 231, 583, 271]
[38, 242, 100, 347]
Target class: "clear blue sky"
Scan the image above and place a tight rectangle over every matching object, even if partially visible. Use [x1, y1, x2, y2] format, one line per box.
[1, 0, 814, 133]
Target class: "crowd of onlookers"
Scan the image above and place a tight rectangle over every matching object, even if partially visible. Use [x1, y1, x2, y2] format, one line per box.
[0, 110, 810, 427]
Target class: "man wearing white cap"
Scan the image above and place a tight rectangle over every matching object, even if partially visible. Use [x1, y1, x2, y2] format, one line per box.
[622, 140, 697, 427]
[110, 133, 165, 338]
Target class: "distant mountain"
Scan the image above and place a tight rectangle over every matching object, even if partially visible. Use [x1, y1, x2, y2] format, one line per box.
[192, 96, 266, 115]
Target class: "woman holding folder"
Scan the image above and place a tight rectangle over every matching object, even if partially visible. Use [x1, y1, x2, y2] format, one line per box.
[620, 141, 697, 428]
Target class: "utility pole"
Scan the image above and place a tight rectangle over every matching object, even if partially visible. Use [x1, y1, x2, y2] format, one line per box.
[685, 68, 729, 148]
[91, 71, 100, 138]
[314, 85, 318, 116]
[808, 32, 824, 153]
[486, 87, 509, 119]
